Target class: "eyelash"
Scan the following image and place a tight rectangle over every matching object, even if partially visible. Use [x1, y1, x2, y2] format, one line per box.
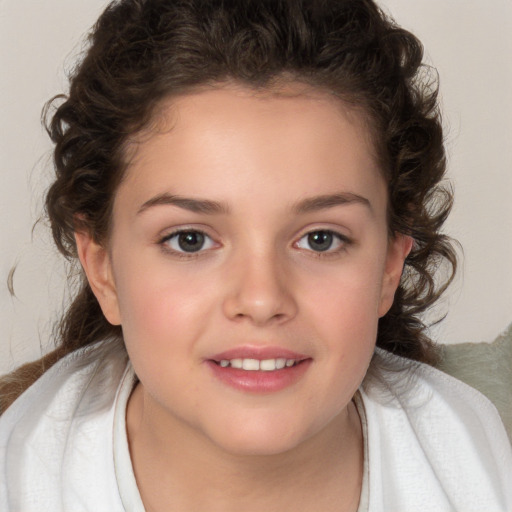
[158, 229, 217, 259]
[294, 230, 351, 258]
[157, 228, 351, 259]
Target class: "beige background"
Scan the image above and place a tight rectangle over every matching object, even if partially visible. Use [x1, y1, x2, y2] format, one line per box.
[1, 0, 511, 374]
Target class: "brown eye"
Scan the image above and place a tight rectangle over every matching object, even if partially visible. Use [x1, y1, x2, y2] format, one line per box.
[177, 232, 205, 252]
[296, 230, 347, 253]
[163, 230, 215, 253]
[307, 231, 334, 252]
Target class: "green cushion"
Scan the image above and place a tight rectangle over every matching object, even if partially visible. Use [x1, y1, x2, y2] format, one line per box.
[437, 325, 512, 444]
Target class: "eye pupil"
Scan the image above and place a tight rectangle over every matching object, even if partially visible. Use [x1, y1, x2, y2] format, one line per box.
[308, 231, 333, 252]
[178, 232, 205, 252]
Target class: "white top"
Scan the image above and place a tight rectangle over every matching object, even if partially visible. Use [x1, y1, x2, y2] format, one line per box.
[0, 340, 511, 511]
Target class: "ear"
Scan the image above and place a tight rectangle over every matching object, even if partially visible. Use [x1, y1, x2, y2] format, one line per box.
[378, 234, 413, 317]
[75, 230, 121, 326]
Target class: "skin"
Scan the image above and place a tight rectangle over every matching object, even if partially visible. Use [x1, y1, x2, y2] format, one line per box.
[76, 84, 412, 512]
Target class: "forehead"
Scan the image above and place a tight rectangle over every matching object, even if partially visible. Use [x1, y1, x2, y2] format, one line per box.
[117, 84, 386, 216]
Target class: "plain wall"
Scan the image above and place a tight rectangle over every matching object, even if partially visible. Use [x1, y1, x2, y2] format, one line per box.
[1, 0, 511, 374]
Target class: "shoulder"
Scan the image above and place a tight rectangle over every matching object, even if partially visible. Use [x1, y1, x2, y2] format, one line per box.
[360, 349, 512, 512]
[363, 348, 509, 432]
[0, 339, 128, 429]
[0, 339, 130, 511]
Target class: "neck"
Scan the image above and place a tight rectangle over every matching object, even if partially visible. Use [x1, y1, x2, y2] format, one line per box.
[126, 383, 364, 512]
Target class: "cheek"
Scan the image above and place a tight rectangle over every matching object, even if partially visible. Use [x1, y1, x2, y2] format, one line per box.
[316, 282, 380, 363]
[298, 252, 386, 366]
[303, 254, 385, 323]
[114, 267, 215, 398]
[112, 254, 213, 351]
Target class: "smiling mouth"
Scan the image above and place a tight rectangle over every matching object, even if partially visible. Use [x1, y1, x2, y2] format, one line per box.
[207, 355, 312, 392]
[213, 358, 304, 371]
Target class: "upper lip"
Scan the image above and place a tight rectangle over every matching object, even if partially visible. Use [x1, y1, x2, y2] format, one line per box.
[208, 346, 310, 362]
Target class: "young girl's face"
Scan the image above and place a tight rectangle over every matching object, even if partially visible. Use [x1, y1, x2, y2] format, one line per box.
[80, 84, 410, 456]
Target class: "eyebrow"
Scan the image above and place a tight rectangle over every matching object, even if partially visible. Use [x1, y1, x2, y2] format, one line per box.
[137, 193, 229, 215]
[293, 192, 372, 214]
[137, 191, 371, 216]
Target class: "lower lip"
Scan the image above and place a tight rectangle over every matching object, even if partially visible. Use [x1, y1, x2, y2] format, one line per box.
[206, 359, 312, 393]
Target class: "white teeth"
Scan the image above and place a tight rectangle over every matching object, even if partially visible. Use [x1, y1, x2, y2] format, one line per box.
[276, 358, 287, 369]
[230, 358, 243, 369]
[260, 359, 276, 371]
[242, 358, 260, 371]
[217, 358, 299, 370]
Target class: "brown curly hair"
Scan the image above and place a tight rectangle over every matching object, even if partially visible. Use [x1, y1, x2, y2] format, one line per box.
[1, 0, 456, 409]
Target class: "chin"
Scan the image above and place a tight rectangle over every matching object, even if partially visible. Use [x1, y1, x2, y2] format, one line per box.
[204, 414, 316, 458]
[215, 435, 304, 458]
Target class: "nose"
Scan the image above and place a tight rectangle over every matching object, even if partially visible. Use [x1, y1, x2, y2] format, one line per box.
[222, 250, 298, 326]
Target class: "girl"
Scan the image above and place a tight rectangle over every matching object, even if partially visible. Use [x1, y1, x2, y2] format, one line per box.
[1, 0, 511, 510]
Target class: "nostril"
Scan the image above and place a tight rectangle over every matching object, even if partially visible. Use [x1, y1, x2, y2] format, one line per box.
[221, 276, 298, 325]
